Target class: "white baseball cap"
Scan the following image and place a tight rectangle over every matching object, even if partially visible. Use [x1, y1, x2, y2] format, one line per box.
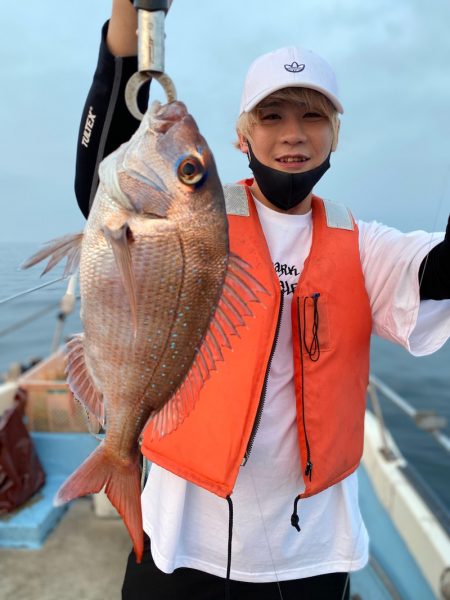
[239, 46, 344, 115]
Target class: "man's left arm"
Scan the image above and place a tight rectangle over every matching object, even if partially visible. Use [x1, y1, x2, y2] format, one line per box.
[419, 216, 450, 300]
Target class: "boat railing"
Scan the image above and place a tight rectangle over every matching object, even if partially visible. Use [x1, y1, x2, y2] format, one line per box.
[368, 372, 450, 533]
[368, 373, 450, 456]
[0, 275, 78, 380]
[368, 372, 450, 534]
[365, 375, 450, 600]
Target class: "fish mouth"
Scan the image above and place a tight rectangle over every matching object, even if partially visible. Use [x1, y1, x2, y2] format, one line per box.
[152, 101, 189, 134]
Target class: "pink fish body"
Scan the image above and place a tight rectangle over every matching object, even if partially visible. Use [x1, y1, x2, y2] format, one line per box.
[23, 101, 267, 561]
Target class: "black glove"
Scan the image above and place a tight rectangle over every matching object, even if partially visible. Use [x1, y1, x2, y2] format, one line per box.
[74, 22, 149, 218]
[419, 215, 450, 300]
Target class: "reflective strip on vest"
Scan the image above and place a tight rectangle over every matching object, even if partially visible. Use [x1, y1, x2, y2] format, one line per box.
[323, 199, 354, 231]
[224, 185, 354, 232]
[223, 184, 250, 216]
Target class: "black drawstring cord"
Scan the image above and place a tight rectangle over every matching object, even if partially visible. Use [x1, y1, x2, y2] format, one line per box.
[225, 495, 234, 600]
[290, 495, 301, 532]
[303, 293, 321, 362]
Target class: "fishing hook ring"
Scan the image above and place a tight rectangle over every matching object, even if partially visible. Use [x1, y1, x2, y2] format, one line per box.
[125, 71, 177, 121]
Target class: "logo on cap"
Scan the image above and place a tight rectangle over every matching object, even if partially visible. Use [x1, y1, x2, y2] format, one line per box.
[284, 62, 305, 73]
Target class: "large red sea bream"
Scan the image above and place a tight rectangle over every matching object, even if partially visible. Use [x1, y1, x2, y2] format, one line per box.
[23, 101, 267, 561]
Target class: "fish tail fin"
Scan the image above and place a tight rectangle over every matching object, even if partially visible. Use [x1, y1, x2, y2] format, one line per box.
[21, 232, 84, 277]
[54, 443, 144, 562]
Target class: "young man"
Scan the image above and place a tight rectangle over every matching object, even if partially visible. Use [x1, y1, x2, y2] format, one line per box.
[75, 2, 450, 598]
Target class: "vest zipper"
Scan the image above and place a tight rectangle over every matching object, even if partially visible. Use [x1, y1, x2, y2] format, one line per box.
[297, 296, 313, 481]
[241, 292, 284, 466]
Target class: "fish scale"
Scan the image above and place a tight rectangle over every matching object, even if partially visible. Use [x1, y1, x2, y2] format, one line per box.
[81, 227, 186, 408]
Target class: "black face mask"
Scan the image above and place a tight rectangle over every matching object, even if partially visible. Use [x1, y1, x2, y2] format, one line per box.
[247, 142, 331, 211]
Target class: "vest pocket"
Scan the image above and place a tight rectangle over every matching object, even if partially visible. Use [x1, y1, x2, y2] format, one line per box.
[298, 293, 332, 357]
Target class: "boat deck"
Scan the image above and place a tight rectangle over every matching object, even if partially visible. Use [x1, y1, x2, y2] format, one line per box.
[0, 497, 130, 600]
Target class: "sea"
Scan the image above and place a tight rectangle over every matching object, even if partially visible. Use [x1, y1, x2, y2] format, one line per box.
[0, 241, 449, 509]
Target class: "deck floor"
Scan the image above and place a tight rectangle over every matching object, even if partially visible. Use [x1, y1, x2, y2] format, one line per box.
[0, 498, 130, 600]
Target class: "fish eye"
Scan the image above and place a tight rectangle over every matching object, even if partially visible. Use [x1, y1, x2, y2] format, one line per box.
[177, 156, 205, 186]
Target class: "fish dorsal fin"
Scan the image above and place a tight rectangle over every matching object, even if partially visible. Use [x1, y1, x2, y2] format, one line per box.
[65, 334, 106, 429]
[148, 253, 270, 439]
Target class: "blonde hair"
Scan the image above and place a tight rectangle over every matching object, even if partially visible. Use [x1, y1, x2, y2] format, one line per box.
[235, 87, 340, 151]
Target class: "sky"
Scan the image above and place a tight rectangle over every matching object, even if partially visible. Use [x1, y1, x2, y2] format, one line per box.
[1, 0, 449, 242]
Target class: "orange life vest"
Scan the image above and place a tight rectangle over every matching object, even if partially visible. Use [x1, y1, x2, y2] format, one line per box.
[141, 181, 372, 500]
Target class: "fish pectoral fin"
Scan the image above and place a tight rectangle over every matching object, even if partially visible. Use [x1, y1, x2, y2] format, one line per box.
[65, 334, 106, 429]
[102, 220, 138, 336]
[149, 254, 271, 440]
[20, 232, 84, 277]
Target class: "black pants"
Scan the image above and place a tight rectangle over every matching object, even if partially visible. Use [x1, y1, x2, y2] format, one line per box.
[122, 535, 350, 600]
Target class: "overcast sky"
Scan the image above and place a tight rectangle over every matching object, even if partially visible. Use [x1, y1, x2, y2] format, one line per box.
[1, 0, 449, 242]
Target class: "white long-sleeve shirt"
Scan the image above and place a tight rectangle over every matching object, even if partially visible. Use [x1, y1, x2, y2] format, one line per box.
[141, 199, 450, 582]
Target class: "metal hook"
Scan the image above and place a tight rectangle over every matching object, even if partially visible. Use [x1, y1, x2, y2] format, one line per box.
[125, 70, 177, 121]
[125, 2, 176, 121]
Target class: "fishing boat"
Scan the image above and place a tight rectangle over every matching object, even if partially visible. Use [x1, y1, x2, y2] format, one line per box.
[0, 276, 449, 599]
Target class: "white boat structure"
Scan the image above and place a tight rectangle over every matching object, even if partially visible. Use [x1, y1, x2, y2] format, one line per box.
[0, 277, 449, 600]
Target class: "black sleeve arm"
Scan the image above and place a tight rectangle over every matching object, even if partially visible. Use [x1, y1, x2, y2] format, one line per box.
[418, 215, 450, 300]
[74, 21, 150, 218]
